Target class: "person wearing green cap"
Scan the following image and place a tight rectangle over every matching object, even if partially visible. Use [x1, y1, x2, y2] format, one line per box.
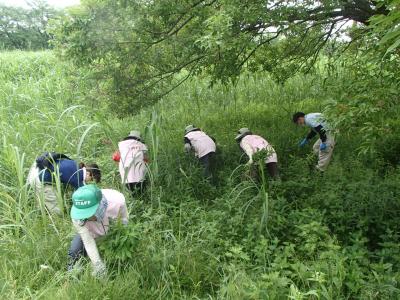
[68, 184, 128, 276]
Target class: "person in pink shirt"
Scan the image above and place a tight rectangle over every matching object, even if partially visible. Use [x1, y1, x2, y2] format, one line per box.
[235, 128, 279, 179]
[112, 130, 149, 197]
[67, 184, 128, 276]
[184, 124, 217, 181]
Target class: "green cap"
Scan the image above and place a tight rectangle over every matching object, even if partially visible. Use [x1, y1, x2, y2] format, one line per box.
[71, 184, 102, 220]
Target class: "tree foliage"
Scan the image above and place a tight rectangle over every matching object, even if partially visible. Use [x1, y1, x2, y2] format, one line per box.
[50, 0, 399, 110]
[369, 0, 400, 55]
[0, 1, 60, 50]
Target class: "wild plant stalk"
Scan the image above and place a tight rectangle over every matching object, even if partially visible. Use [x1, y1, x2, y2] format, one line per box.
[258, 160, 270, 238]
[146, 110, 160, 205]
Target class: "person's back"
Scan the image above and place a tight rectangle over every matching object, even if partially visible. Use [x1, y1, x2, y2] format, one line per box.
[118, 139, 148, 184]
[241, 134, 270, 152]
[40, 159, 83, 189]
[185, 130, 216, 158]
[305, 113, 330, 131]
[235, 128, 279, 179]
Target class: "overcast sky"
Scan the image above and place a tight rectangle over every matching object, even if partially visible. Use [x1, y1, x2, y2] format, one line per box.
[0, 0, 80, 8]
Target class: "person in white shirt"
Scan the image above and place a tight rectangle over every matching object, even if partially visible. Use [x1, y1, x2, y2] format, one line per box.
[235, 128, 279, 179]
[112, 130, 149, 197]
[184, 125, 217, 181]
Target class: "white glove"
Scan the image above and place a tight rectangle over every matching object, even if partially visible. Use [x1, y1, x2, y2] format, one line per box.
[92, 261, 107, 278]
[184, 143, 192, 153]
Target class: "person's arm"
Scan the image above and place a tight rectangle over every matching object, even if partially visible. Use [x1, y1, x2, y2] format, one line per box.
[241, 142, 254, 164]
[309, 125, 327, 142]
[306, 129, 317, 141]
[72, 220, 106, 277]
[118, 202, 129, 225]
[184, 137, 192, 153]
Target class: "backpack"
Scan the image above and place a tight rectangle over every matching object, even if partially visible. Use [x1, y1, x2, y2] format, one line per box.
[36, 152, 72, 170]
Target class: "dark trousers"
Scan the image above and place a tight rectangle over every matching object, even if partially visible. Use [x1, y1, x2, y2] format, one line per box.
[266, 162, 279, 179]
[249, 162, 279, 181]
[126, 181, 147, 197]
[67, 234, 86, 270]
[199, 152, 216, 180]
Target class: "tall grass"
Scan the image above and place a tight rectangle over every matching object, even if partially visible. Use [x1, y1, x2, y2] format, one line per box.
[0, 51, 399, 299]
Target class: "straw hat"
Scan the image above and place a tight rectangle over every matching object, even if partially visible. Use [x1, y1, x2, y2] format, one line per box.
[235, 128, 252, 141]
[128, 130, 142, 140]
[184, 124, 199, 134]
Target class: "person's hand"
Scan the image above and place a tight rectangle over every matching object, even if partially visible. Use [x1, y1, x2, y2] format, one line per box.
[299, 138, 308, 148]
[112, 151, 120, 162]
[319, 142, 328, 151]
[184, 143, 192, 153]
[92, 261, 107, 278]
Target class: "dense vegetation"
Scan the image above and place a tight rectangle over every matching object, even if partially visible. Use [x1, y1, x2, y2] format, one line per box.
[0, 2, 60, 50]
[0, 51, 399, 299]
[0, 0, 399, 298]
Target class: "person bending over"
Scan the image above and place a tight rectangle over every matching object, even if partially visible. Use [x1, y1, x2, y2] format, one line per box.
[184, 124, 217, 181]
[68, 184, 128, 277]
[27, 152, 101, 214]
[235, 128, 279, 179]
[293, 112, 335, 172]
[112, 130, 149, 197]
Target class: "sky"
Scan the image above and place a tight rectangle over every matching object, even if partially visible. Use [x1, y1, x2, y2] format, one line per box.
[0, 0, 80, 8]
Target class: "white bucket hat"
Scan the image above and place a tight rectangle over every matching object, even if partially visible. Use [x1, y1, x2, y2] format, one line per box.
[129, 130, 142, 140]
[185, 125, 199, 134]
[235, 128, 251, 141]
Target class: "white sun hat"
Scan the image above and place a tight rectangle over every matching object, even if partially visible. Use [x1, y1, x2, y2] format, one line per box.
[235, 128, 252, 141]
[184, 124, 199, 134]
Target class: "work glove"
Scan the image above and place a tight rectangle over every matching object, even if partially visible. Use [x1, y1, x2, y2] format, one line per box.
[112, 151, 121, 162]
[184, 143, 192, 153]
[92, 261, 107, 278]
[319, 142, 328, 151]
[299, 138, 308, 147]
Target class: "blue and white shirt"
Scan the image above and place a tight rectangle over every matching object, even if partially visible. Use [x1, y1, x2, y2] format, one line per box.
[304, 113, 331, 142]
